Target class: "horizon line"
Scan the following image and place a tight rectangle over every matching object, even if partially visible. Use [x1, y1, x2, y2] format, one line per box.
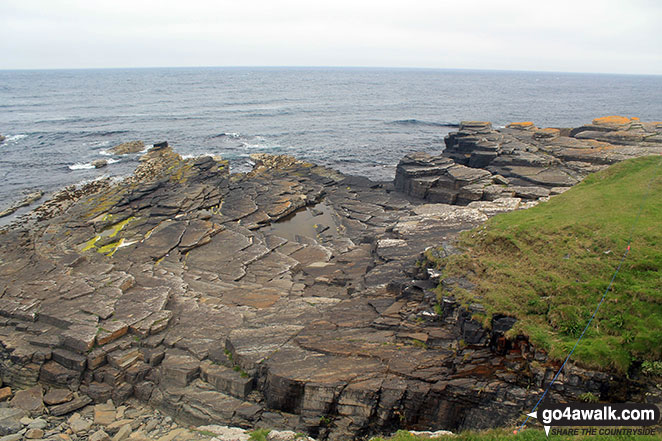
[0, 65, 660, 77]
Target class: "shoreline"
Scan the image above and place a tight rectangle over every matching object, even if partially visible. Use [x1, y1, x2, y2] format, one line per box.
[0, 117, 660, 440]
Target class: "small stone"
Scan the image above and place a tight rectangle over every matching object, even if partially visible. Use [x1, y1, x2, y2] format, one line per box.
[94, 402, 116, 426]
[115, 406, 126, 420]
[25, 428, 44, 439]
[0, 388, 11, 402]
[111, 424, 132, 441]
[143, 420, 157, 433]
[89, 429, 112, 441]
[69, 414, 93, 433]
[27, 418, 47, 430]
[106, 419, 133, 433]
[20, 416, 34, 425]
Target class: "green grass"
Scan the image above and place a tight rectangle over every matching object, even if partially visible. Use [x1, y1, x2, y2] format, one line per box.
[369, 428, 659, 441]
[249, 429, 271, 441]
[427, 156, 662, 373]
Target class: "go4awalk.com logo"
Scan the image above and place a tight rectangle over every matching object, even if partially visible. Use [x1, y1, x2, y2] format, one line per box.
[526, 402, 660, 436]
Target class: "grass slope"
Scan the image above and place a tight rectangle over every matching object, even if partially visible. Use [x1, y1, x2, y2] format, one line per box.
[430, 156, 662, 373]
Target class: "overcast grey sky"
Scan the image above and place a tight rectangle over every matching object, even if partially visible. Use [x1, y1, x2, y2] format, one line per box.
[1, 0, 660, 74]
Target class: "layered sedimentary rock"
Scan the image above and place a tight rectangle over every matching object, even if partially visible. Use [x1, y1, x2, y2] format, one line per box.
[395, 117, 662, 204]
[0, 136, 651, 440]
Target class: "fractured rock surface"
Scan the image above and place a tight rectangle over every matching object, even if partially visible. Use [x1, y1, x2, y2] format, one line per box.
[395, 117, 662, 204]
[0, 138, 638, 439]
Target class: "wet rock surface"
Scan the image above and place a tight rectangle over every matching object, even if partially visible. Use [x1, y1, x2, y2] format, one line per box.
[0, 128, 653, 439]
[396, 117, 662, 203]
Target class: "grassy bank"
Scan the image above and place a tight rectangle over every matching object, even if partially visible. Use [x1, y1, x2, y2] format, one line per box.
[427, 156, 662, 373]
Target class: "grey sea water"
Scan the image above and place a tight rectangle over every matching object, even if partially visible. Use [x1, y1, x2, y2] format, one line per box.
[1, 67, 661, 207]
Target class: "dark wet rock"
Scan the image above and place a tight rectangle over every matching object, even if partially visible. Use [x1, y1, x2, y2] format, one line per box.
[0, 191, 44, 218]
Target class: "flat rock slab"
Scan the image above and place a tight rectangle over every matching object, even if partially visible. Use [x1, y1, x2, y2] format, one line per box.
[0, 408, 26, 436]
[43, 388, 73, 405]
[9, 385, 43, 416]
[49, 395, 93, 416]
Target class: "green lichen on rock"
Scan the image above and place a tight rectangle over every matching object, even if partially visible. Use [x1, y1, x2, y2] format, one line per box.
[97, 238, 124, 256]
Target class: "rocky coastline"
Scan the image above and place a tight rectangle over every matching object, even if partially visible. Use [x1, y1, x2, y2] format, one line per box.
[1, 117, 661, 441]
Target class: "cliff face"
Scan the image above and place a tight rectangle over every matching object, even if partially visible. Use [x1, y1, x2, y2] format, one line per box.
[0, 119, 657, 439]
[395, 117, 662, 204]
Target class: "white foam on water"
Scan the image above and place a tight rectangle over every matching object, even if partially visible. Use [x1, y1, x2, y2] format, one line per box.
[68, 162, 95, 170]
[182, 152, 215, 159]
[3, 134, 27, 143]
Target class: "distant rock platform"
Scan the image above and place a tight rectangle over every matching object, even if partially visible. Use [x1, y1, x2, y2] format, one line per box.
[395, 117, 662, 204]
[0, 119, 656, 439]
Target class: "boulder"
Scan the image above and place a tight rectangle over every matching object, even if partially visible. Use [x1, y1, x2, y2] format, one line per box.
[92, 159, 109, 168]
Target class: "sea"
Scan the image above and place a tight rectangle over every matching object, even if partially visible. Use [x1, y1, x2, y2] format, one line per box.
[1, 67, 661, 211]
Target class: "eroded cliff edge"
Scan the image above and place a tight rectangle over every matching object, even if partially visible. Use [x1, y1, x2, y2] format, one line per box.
[1, 117, 661, 440]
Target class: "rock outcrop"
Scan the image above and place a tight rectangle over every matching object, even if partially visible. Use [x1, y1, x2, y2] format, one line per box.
[0, 191, 44, 218]
[109, 141, 145, 155]
[0, 126, 655, 440]
[395, 117, 662, 204]
[92, 159, 109, 169]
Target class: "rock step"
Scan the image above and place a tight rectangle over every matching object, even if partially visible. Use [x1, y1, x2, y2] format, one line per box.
[200, 361, 253, 399]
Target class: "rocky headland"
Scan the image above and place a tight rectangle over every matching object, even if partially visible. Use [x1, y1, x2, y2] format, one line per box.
[395, 116, 662, 204]
[0, 117, 661, 441]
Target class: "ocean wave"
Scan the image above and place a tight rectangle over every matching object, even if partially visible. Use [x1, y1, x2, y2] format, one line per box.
[68, 158, 119, 170]
[80, 130, 130, 138]
[240, 141, 279, 150]
[181, 152, 216, 160]
[68, 162, 95, 170]
[389, 119, 459, 128]
[209, 132, 241, 139]
[3, 134, 28, 143]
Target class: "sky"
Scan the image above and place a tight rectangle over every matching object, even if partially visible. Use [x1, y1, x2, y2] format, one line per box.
[1, 0, 660, 74]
